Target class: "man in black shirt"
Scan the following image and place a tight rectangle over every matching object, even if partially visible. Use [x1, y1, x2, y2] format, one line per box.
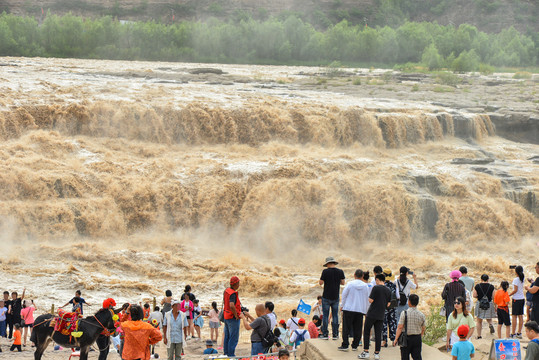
[359, 274, 391, 360]
[525, 262, 539, 323]
[8, 289, 24, 340]
[319, 257, 345, 340]
[3, 291, 12, 339]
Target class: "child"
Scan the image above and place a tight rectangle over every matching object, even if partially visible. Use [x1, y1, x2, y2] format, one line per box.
[143, 303, 150, 321]
[193, 299, 203, 339]
[278, 348, 290, 360]
[289, 318, 310, 350]
[10, 324, 22, 352]
[203, 339, 218, 355]
[308, 315, 320, 339]
[451, 325, 475, 360]
[208, 302, 220, 344]
[494, 281, 511, 339]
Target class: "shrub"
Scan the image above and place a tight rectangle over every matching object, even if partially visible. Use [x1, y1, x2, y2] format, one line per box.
[513, 71, 532, 79]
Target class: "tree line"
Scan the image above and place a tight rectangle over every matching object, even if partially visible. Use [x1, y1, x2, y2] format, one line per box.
[0, 13, 537, 71]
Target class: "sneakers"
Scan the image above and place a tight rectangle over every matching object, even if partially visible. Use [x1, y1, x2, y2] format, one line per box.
[516, 333, 523, 339]
[489, 324, 495, 334]
[337, 346, 349, 352]
[358, 351, 370, 359]
[319, 336, 329, 340]
[352, 347, 358, 351]
[333, 336, 339, 340]
[374, 354, 380, 360]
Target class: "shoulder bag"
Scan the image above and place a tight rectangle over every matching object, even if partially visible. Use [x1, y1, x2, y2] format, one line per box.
[397, 310, 408, 347]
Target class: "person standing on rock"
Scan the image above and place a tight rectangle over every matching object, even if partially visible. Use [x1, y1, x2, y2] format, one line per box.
[524, 262, 539, 324]
[442, 271, 466, 322]
[393, 294, 426, 360]
[359, 274, 392, 360]
[473, 274, 496, 339]
[338, 269, 369, 352]
[223, 276, 242, 357]
[319, 256, 345, 340]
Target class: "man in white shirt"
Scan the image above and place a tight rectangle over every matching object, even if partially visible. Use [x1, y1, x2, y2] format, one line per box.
[338, 269, 369, 352]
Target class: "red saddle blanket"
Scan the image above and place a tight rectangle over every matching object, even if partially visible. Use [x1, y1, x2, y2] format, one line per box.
[53, 309, 81, 336]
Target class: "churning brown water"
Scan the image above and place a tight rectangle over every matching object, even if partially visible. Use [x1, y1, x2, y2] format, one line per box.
[0, 57, 537, 312]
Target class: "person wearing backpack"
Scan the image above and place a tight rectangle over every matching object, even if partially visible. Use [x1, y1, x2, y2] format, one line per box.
[242, 303, 273, 355]
[382, 268, 398, 348]
[395, 267, 418, 325]
[473, 274, 496, 339]
[289, 318, 310, 349]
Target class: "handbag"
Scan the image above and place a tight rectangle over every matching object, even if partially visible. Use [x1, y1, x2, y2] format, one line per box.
[218, 290, 226, 322]
[439, 306, 446, 317]
[397, 310, 408, 347]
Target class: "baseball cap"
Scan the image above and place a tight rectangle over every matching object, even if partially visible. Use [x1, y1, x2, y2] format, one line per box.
[230, 276, 240, 285]
[457, 324, 469, 338]
[298, 318, 305, 325]
[279, 319, 286, 325]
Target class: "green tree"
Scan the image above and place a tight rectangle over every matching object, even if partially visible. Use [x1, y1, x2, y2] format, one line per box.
[422, 43, 443, 70]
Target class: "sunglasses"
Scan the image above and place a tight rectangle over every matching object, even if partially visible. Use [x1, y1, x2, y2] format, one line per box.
[454, 302, 461, 305]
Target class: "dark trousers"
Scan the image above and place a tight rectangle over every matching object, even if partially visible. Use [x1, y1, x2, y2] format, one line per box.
[10, 344, 22, 352]
[6, 315, 13, 339]
[96, 335, 110, 360]
[363, 317, 383, 353]
[400, 334, 422, 360]
[341, 310, 363, 349]
[532, 306, 539, 324]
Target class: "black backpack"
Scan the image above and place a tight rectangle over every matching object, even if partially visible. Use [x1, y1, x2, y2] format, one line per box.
[259, 315, 278, 350]
[478, 284, 491, 311]
[397, 280, 409, 306]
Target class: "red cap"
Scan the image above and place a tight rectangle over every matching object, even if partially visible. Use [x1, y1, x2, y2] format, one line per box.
[298, 318, 306, 325]
[103, 298, 116, 309]
[279, 319, 286, 325]
[457, 324, 469, 338]
[230, 276, 240, 285]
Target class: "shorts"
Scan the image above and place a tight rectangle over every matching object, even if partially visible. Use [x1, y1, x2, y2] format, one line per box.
[209, 321, 220, 329]
[526, 300, 532, 308]
[512, 299, 525, 316]
[22, 322, 33, 328]
[497, 308, 511, 326]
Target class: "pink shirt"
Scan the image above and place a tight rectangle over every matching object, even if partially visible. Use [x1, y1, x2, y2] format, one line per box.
[180, 300, 193, 318]
[208, 309, 219, 323]
[21, 307, 36, 324]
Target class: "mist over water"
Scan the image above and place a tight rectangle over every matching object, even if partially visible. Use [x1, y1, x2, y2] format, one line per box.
[0, 57, 537, 312]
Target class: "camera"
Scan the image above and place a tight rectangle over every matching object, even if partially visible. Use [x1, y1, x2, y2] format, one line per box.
[409, 271, 414, 275]
[241, 306, 249, 313]
[509, 265, 517, 269]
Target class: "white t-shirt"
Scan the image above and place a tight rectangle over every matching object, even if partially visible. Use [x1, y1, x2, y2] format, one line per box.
[267, 312, 277, 330]
[512, 277, 525, 300]
[286, 317, 300, 332]
[289, 328, 310, 349]
[395, 278, 417, 297]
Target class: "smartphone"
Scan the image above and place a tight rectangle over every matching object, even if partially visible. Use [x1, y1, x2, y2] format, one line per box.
[409, 271, 414, 275]
[509, 265, 517, 269]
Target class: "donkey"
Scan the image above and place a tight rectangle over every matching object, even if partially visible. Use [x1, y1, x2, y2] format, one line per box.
[32, 307, 117, 360]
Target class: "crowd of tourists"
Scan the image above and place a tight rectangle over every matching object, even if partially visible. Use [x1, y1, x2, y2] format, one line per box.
[2, 260, 539, 360]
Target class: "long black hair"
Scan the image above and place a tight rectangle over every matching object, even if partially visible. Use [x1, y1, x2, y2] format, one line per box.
[452, 296, 469, 319]
[399, 266, 408, 285]
[212, 301, 218, 313]
[516, 265, 525, 282]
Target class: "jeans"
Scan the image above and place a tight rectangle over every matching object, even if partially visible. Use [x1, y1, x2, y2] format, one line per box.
[321, 297, 339, 337]
[400, 334, 422, 360]
[341, 311, 363, 349]
[396, 304, 409, 324]
[0, 320, 6, 337]
[251, 341, 266, 355]
[167, 342, 183, 360]
[223, 318, 240, 356]
[363, 317, 383, 353]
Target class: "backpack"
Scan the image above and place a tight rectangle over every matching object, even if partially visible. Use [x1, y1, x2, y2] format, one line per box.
[387, 283, 398, 309]
[259, 315, 278, 350]
[294, 329, 307, 347]
[397, 280, 409, 306]
[478, 284, 491, 311]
